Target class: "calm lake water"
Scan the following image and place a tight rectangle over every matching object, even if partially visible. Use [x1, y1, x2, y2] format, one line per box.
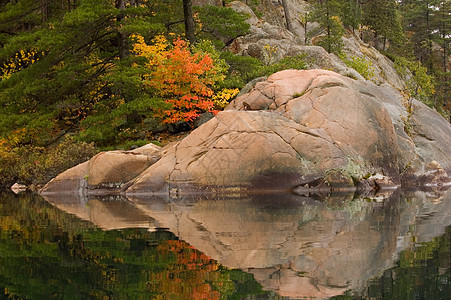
[0, 188, 450, 299]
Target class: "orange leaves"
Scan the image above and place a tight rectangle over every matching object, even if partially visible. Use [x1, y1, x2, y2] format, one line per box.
[133, 35, 217, 123]
[155, 239, 221, 299]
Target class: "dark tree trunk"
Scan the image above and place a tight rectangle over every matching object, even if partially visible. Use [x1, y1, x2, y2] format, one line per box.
[326, 3, 331, 53]
[425, 0, 433, 74]
[183, 0, 195, 45]
[116, 0, 128, 59]
[41, 0, 49, 22]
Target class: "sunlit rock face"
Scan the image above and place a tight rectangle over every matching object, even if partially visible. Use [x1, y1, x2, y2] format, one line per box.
[126, 109, 361, 194]
[42, 69, 451, 195]
[125, 69, 450, 194]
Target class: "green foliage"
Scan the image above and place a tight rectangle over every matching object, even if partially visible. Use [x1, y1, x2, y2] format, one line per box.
[78, 96, 165, 146]
[0, 0, 253, 156]
[362, 226, 451, 300]
[219, 51, 263, 88]
[255, 54, 308, 77]
[338, 53, 375, 80]
[398, 0, 450, 110]
[362, 0, 405, 50]
[394, 57, 435, 103]
[220, 51, 308, 89]
[0, 136, 97, 187]
[195, 5, 250, 49]
[338, 0, 362, 31]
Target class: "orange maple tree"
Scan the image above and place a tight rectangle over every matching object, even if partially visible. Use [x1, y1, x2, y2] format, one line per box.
[133, 35, 218, 123]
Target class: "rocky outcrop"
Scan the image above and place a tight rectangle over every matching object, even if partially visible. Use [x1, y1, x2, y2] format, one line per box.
[123, 70, 450, 195]
[227, 1, 407, 90]
[41, 143, 161, 195]
[341, 35, 406, 90]
[228, 1, 358, 77]
[41, 69, 451, 196]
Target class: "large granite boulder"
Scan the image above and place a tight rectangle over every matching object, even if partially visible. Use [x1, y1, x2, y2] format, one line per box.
[125, 69, 450, 195]
[42, 70, 451, 196]
[41, 143, 161, 195]
[127, 110, 351, 194]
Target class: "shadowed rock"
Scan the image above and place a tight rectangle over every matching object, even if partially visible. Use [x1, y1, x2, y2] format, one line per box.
[42, 70, 451, 196]
[41, 143, 161, 195]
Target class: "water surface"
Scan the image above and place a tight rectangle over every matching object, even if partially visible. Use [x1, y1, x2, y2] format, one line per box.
[0, 188, 449, 299]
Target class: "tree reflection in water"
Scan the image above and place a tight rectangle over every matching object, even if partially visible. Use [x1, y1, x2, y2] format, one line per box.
[0, 192, 266, 299]
[0, 188, 450, 299]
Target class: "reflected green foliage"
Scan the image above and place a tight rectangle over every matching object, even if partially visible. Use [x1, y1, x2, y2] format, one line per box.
[332, 226, 451, 299]
[0, 193, 268, 299]
[369, 227, 450, 299]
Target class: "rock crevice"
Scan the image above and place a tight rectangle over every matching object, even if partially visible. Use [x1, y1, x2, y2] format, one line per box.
[41, 70, 451, 196]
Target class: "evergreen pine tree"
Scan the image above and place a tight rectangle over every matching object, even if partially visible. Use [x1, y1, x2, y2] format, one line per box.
[362, 0, 405, 51]
[311, 0, 345, 54]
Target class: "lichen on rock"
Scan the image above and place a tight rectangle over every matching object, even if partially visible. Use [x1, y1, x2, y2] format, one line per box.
[41, 69, 451, 196]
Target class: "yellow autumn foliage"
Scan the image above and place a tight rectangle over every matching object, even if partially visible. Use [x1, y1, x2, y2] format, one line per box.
[131, 34, 168, 66]
[212, 88, 239, 109]
[0, 49, 41, 80]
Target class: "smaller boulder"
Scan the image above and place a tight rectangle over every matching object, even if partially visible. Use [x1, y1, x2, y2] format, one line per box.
[41, 143, 162, 195]
[10, 183, 27, 194]
[87, 151, 155, 190]
[40, 161, 89, 195]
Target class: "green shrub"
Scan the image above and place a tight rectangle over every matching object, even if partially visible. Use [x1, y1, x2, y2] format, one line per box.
[0, 137, 97, 188]
[220, 52, 308, 89]
[256, 54, 308, 77]
[220, 51, 263, 88]
[339, 53, 374, 80]
[394, 57, 435, 103]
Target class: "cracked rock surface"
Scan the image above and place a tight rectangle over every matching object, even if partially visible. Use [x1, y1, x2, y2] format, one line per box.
[126, 69, 451, 194]
[41, 143, 161, 195]
[42, 70, 451, 195]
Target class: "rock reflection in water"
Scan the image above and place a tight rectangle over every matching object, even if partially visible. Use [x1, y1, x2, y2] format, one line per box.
[43, 194, 158, 230]
[42, 188, 451, 299]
